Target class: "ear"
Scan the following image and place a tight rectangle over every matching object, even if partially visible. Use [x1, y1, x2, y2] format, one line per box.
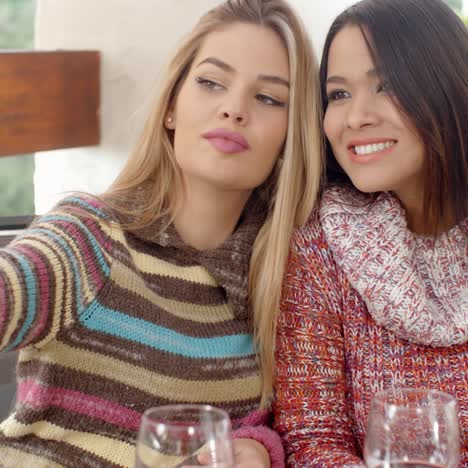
[164, 111, 175, 130]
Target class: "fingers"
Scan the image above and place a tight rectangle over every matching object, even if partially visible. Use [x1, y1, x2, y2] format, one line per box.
[183, 463, 231, 468]
[197, 452, 211, 464]
[180, 452, 231, 467]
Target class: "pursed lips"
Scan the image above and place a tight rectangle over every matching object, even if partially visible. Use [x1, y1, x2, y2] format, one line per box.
[202, 128, 250, 154]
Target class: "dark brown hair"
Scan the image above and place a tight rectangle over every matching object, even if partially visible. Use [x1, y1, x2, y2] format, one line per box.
[320, 0, 468, 232]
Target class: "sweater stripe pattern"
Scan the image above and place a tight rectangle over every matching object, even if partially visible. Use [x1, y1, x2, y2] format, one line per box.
[0, 196, 264, 468]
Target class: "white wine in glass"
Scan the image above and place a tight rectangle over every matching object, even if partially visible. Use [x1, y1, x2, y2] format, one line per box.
[134, 404, 235, 468]
[364, 388, 460, 468]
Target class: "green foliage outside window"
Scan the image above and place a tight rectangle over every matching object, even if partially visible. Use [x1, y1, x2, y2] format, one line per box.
[445, 0, 462, 10]
[0, 0, 35, 48]
[0, 0, 36, 217]
[444, 0, 468, 24]
[0, 155, 35, 217]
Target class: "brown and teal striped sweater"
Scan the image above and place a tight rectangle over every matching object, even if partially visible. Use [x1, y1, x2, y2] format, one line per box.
[0, 195, 284, 467]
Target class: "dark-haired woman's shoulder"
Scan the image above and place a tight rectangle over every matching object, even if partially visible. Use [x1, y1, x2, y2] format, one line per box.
[287, 188, 346, 287]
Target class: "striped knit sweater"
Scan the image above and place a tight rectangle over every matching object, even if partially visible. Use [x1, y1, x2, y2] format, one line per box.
[0, 195, 284, 467]
[274, 186, 467, 467]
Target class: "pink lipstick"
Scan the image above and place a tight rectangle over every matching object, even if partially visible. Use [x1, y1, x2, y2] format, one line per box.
[202, 128, 250, 154]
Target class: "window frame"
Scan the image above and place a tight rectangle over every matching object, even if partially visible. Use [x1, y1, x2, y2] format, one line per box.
[0, 216, 33, 230]
[0, 216, 33, 246]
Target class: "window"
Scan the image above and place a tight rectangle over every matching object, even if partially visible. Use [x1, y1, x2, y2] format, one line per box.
[445, 0, 461, 10]
[444, 0, 468, 23]
[0, 0, 37, 219]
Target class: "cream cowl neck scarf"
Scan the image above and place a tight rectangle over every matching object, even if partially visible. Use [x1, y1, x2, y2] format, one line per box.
[320, 186, 467, 347]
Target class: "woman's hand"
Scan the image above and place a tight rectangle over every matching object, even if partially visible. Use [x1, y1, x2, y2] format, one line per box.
[194, 437, 271, 468]
[231, 438, 271, 468]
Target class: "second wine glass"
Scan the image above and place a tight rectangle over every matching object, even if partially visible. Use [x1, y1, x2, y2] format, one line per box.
[364, 388, 460, 468]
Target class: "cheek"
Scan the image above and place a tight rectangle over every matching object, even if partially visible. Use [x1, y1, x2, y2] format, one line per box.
[257, 113, 287, 159]
[272, 114, 288, 149]
[411, 141, 425, 172]
[173, 82, 202, 124]
[323, 109, 337, 143]
[275, 124, 287, 153]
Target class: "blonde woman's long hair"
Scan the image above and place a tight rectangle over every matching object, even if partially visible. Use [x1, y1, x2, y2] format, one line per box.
[101, 0, 324, 407]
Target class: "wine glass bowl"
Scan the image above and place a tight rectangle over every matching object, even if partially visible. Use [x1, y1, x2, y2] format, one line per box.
[364, 388, 460, 468]
[135, 404, 234, 468]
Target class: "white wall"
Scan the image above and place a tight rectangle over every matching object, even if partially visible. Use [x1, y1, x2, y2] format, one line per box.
[34, 0, 354, 213]
[291, 0, 354, 52]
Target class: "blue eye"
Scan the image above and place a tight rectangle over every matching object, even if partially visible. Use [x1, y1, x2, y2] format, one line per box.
[196, 77, 224, 91]
[327, 89, 350, 102]
[256, 94, 286, 107]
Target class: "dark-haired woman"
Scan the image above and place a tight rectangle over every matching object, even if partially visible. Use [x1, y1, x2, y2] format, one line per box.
[273, 0, 467, 465]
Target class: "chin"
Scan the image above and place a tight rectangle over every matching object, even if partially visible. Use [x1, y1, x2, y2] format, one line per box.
[208, 172, 265, 192]
[349, 175, 390, 194]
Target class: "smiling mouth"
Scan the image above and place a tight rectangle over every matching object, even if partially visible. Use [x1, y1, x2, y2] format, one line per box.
[351, 140, 396, 155]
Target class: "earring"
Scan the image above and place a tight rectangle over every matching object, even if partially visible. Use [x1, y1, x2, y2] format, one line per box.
[167, 117, 173, 124]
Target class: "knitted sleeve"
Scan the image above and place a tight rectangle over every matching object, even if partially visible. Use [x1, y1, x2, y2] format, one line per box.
[0, 196, 113, 352]
[232, 408, 285, 467]
[273, 212, 363, 467]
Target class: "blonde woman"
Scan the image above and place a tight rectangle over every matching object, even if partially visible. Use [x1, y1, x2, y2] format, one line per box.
[0, 0, 323, 467]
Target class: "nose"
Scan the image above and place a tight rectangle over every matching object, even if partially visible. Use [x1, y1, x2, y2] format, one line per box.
[218, 93, 249, 126]
[345, 92, 379, 130]
[221, 110, 245, 124]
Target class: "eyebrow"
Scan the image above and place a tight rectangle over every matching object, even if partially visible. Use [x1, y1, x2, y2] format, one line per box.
[326, 68, 379, 85]
[197, 56, 290, 88]
[258, 74, 289, 88]
[197, 57, 234, 72]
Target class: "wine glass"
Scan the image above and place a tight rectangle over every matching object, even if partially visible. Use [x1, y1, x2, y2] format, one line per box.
[134, 404, 235, 468]
[364, 388, 460, 468]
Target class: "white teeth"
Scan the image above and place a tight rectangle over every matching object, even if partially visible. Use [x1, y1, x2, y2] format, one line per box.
[354, 141, 395, 155]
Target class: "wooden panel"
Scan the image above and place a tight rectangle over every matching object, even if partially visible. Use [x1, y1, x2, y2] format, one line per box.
[0, 51, 100, 157]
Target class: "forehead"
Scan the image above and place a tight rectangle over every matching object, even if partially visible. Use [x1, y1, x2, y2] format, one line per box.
[327, 25, 375, 76]
[195, 22, 290, 79]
